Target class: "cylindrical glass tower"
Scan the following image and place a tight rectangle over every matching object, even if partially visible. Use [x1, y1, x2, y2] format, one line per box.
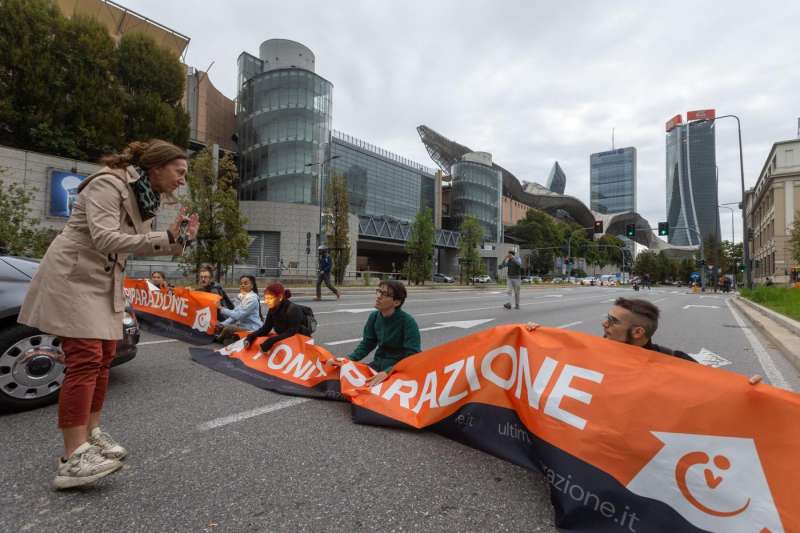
[237, 40, 333, 204]
[450, 152, 502, 242]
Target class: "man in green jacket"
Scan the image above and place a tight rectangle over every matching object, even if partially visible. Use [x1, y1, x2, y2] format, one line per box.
[331, 280, 421, 386]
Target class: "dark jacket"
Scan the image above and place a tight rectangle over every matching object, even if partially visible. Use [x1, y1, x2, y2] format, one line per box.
[644, 341, 697, 363]
[500, 255, 522, 278]
[348, 309, 421, 372]
[246, 299, 306, 352]
[319, 254, 332, 274]
[198, 281, 234, 309]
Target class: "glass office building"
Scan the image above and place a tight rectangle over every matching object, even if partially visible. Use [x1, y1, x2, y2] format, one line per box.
[330, 130, 436, 222]
[236, 40, 333, 204]
[666, 121, 720, 246]
[590, 147, 637, 214]
[450, 152, 503, 243]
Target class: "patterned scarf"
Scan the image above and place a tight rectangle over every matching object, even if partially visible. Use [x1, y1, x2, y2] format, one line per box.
[130, 167, 161, 221]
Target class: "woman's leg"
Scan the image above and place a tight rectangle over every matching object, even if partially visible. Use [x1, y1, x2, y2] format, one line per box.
[59, 338, 105, 457]
[87, 340, 117, 433]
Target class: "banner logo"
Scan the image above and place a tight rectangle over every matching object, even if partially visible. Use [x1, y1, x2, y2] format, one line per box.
[192, 307, 212, 332]
[627, 432, 783, 532]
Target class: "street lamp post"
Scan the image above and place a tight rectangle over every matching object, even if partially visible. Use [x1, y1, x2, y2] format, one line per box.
[305, 154, 341, 252]
[701, 114, 750, 288]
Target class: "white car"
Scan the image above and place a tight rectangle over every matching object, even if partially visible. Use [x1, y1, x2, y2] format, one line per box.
[580, 277, 597, 286]
[472, 275, 492, 283]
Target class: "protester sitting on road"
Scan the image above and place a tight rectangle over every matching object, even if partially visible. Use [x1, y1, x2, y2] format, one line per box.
[196, 265, 234, 310]
[527, 296, 764, 384]
[499, 249, 522, 310]
[326, 280, 421, 387]
[150, 270, 172, 292]
[243, 282, 311, 354]
[216, 275, 264, 345]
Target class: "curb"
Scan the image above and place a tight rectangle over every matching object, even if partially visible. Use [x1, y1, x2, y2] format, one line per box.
[731, 296, 800, 372]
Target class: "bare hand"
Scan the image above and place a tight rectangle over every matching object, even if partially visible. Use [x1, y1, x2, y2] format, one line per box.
[365, 371, 388, 387]
[748, 374, 763, 385]
[168, 208, 200, 242]
[325, 357, 345, 369]
[526, 322, 540, 332]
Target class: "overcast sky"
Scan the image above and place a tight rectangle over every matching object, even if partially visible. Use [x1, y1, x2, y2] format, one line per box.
[124, 0, 799, 242]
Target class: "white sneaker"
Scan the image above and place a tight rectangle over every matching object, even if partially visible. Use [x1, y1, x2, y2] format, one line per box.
[53, 442, 122, 490]
[89, 427, 128, 460]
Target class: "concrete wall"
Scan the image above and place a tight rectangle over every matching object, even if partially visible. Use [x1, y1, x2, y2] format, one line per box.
[240, 201, 358, 276]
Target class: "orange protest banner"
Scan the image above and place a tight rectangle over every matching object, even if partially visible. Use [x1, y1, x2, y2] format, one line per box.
[191, 325, 799, 532]
[123, 279, 221, 343]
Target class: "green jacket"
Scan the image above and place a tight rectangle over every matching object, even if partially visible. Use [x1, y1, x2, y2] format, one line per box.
[349, 309, 421, 372]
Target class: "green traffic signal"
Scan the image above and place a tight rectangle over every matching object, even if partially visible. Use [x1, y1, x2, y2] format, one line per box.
[658, 222, 669, 236]
[625, 224, 636, 238]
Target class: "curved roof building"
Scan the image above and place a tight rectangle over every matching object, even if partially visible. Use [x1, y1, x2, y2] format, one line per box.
[417, 125, 697, 255]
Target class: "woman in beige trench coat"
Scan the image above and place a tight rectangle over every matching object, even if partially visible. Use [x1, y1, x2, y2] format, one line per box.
[18, 140, 199, 489]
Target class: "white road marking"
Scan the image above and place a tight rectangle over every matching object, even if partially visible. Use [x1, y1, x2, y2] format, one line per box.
[326, 337, 362, 346]
[682, 304, 720, 309]
[325, 318, 496, 346]
[197, 398, 310, 431]
[557, 321, 583, 328]
[700, 295, 720, 299]
[138, 339, 179, 346]
[316, 308, 374, 314]
[690, 347, 732, 368]
[653, 298, 668, 303]
[725, 299, 790, 390]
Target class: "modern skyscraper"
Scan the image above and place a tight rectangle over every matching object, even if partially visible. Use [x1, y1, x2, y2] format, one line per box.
[590, 147, 637, 214]
[665, 118, 720, 246]
[546, 162, 566, 194]
[236, 39, 333, 204]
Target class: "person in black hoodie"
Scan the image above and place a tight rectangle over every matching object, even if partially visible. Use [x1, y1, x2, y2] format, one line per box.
[243, 282, 308, 353]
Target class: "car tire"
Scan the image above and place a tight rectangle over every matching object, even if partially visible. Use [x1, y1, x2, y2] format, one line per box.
[0, 324, 65, 412]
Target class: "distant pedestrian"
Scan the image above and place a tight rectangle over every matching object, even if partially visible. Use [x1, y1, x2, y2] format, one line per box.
[499, 250, 522, 310]
[18, 139, 199, 489]
[315, 245, 340, 301]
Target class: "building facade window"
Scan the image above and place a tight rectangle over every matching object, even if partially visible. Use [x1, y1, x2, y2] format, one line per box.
[450, 160, 502, 242]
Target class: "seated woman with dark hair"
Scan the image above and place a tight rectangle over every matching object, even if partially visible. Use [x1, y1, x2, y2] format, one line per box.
[244, 282, 309, 353]
[216, 275, 264, 345]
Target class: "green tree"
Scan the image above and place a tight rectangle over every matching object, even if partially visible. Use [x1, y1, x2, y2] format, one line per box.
[404, 207, 435, 285]
[505, 210, 565, 275]
[0, 178, 58, 257]
[116, 33, 190, 148]
[326, 173, 351, 285]
[458, 216, 484, 283]
[180, 150, 249, 280]
[633, 250, 659, 280]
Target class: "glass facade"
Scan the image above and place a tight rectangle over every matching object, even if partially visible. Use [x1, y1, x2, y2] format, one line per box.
[330, 131, 436, 222]
[665, 121, 720, 246]
[590, 147, 637, 214]
[450, 160, 502, 242]
[236, 52, 333, 204]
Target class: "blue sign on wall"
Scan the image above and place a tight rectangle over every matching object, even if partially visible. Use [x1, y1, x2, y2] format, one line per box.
[49, 170, 88, 218]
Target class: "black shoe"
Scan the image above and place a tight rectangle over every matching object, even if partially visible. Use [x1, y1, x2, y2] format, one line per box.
[503, 303, 512, 310]
[514, 305, 520, 310]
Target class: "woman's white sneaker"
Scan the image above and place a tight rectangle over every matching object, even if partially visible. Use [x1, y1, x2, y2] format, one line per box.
[53, 442, 122, 490]
[89, 427, 128, 460]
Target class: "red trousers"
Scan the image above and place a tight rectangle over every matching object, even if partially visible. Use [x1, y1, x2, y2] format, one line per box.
[58, 338, 117, 428]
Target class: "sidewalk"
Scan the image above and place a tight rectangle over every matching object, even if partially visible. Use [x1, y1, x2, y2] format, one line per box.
[731, 295, 800, 371]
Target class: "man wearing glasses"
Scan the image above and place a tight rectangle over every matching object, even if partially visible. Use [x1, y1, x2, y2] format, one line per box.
[329, 280, 421, 386]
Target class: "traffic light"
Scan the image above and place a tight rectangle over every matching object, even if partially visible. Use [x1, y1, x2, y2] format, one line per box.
[739, 263, 745, 273]
[593, 220, 604, 234]
[699, 259, 706, 267]
[625, 224, 636, 238]
[658, 222, 669, 236]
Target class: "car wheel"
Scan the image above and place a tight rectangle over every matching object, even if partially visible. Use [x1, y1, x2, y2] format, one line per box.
[0, 324, 65, 411]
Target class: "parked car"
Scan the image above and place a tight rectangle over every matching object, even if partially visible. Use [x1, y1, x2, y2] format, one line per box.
[521, 275, 542, 284]
[472, 275, 492, 283]
[551, 277, 563, 284]
[0, 256, 140, 411]
[433, 273, 455, 283]
[580, 277, 597, 286]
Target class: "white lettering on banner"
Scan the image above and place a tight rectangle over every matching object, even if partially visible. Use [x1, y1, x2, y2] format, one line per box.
[544, 365, 604, 430]
[285, 353, 314, 378]
[340, 362, 368, 388]
[267, 344, 293, 370]
[377, 346, 604, 431]
[382, 379, 419, 409]
[482, 346, 518, 390]
[124, 286, 189, 317]
[515, 349, 558, 409]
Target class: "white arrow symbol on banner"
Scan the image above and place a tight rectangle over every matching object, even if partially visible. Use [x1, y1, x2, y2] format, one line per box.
[325, 318, 495, 345]
[690, 347, 732, 368]
[682, 304, 720, 309]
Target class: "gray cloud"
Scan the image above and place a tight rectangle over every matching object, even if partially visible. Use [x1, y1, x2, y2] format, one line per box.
[126, 0, 800, 242]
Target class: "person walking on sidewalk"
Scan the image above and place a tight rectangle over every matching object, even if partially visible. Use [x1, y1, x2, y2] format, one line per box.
[315, 245, 340, 301]
[499, 250, 522, 310]
[18, 140, 199, 489]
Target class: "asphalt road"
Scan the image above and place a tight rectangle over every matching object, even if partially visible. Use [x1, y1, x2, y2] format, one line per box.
[1, 285, 797, 532]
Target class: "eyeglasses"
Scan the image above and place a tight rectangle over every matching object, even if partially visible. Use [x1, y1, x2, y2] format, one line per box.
[375, 289, 394, 298]
[605, 314, 622, 326]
